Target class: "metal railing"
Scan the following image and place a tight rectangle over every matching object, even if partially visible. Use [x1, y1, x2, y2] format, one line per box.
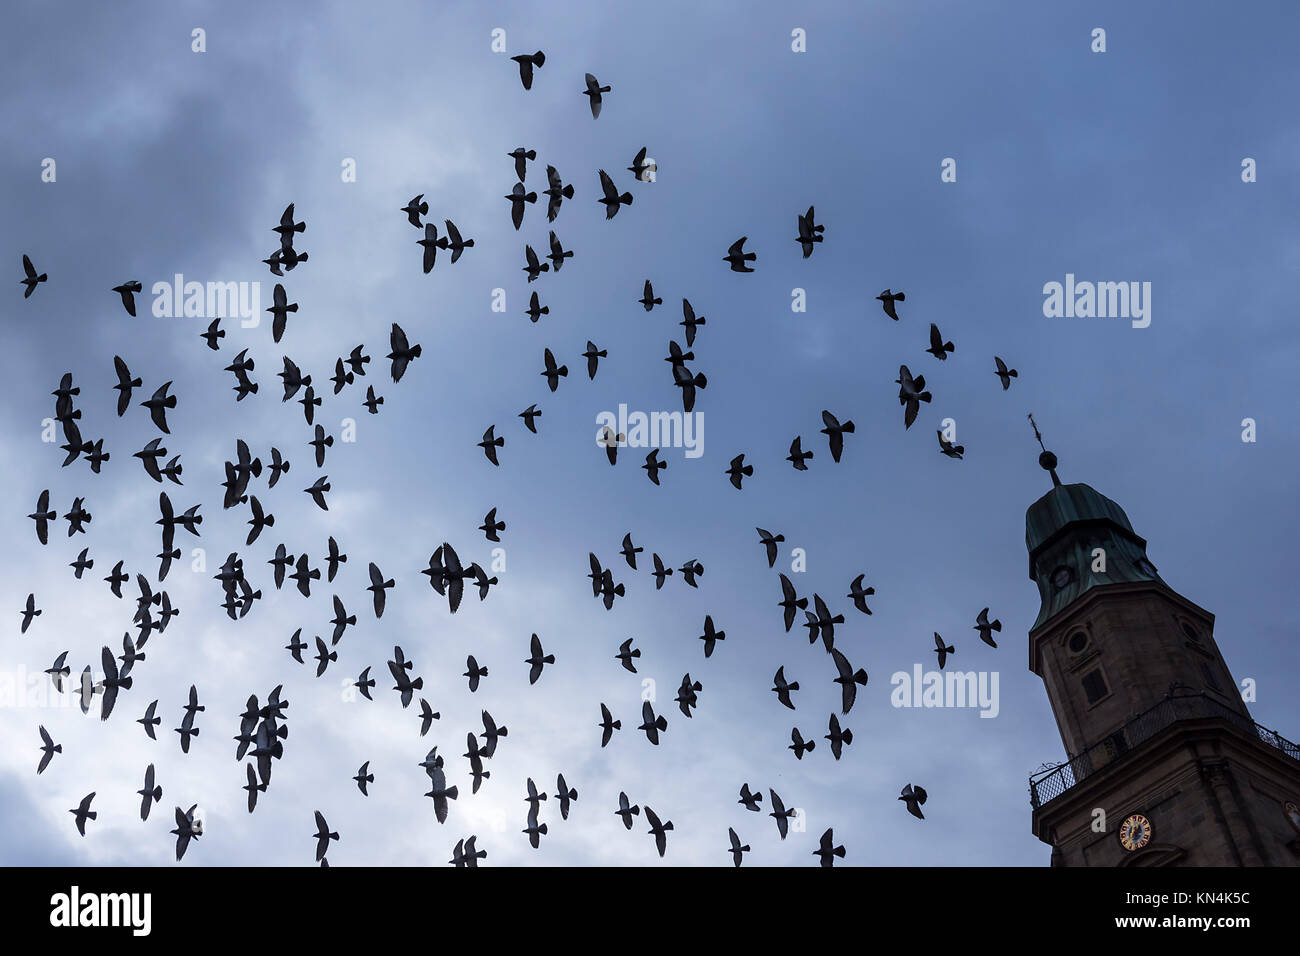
[1029, 692, 1300, 809]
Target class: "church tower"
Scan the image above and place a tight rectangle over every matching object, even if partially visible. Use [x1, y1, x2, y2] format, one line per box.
[1024, 426, 1300, 866]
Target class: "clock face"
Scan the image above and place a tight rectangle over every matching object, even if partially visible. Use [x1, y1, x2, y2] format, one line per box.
[1119, 813, 1153, 851]
[1285, 801, 1300, 834]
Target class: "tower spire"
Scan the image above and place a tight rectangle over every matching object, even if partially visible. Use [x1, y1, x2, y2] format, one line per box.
[1027, 413, 1061, 487]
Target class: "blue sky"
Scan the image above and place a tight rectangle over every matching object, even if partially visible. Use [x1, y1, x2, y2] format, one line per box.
[1, 0, 1298, 865]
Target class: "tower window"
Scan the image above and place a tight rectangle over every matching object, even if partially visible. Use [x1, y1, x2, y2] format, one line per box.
[1182, 621, 1202, 642]
[1068, 631, 1089, 654]
[1200, 661, 1222, 691]
[1050, 566, 1074, 591]
[1082, 668, 1109, 704]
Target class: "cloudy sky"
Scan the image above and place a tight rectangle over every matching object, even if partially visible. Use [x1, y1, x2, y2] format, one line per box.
[2, 0, 1298, 866]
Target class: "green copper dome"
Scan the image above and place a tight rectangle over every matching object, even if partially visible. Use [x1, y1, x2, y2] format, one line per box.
[1026, 483, 1142, 572]
[1025, 481, 1161, 630]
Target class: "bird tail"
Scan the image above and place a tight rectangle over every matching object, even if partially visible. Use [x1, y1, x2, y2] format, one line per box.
[854, 670, 868, 685]
[991, 620, 1002, 631]
[120, 677, 133, 690]
[533, 51, 546, 66]
[842, 421, 856, 433]
[558, 365, 568, 377]
[562, 185, 574, 199]
[411, 677, 424, 690]
[655, 717, 667, 731]
[841, 729, 853, 744]
[789, 681, 800, 691]
[695, 374, 707, 389]
[446, 786, 459, 799]
[410, 344, 422, 358]
[620, 192, 633, 205]
[419, 202, 429, 214]
[611, 720, 621, 729]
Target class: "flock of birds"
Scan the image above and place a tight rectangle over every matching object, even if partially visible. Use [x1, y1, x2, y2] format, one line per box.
[16, 46, 1024, 867]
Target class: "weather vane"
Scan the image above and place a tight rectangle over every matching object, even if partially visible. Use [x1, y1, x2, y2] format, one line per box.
[1027, 413, 1062, 487]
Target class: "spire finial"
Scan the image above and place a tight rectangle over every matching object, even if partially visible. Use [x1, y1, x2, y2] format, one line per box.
[1028, 413, 1062, 487]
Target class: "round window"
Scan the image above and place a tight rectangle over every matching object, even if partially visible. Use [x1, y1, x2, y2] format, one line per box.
[1050, 566, 1073, 591]
[1068, 631, 1089, 654]
[1181, 621, 1201, 642]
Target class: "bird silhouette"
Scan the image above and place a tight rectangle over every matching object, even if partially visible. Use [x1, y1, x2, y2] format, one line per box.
[934, 632, 955, 669]
[582, 72, 611, 117]
[644, 806, 672, 857]
[20, 254, 47, 297]
[926, 322, 955, 360]
[994, 355, 1019, 390]
[510, 50, 545, 90]
[974, 607, 1002, 648]
[312, 810, 339, 861]
[814, 828, 846, 867]
[597, 169, 632, 218]
[796, 206, 825, 257]
[639, 279, 662, 311]
[772, 666, 800, 710]
[727, 828, 751, 867]
[598, 703, 621, 747]
[615, 791, 640, 830]
[900, 783, 928, 820]
[37, 725, 61, 774]
[769, 790, 796, 839]
[723, 236, 756, 272]
[70, 793, 96, 836]
[877, 288, 905, 320]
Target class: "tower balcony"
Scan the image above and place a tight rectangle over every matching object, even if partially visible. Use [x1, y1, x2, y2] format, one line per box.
[1029, 691, 1300, 810]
